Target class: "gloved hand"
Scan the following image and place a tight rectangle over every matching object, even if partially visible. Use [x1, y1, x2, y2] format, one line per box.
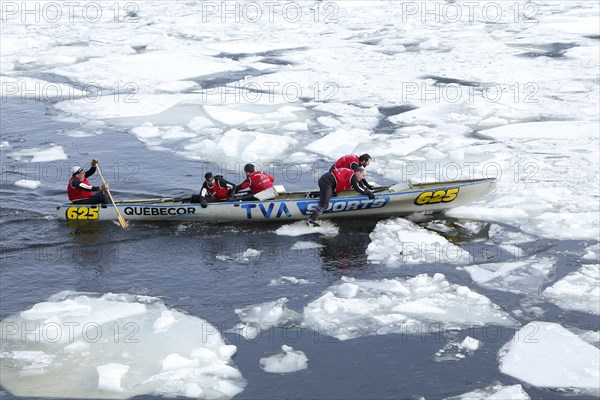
[99, 183, 109, 192]
[365, 190, 375, 200]
[91, 159, 99, 167]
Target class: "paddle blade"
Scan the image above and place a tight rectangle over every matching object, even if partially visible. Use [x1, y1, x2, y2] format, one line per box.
[117, 214, 128, 229]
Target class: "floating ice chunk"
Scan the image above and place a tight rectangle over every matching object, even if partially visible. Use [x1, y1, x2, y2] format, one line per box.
[55, 94, 188, 120]
[20, 299, 93, 320]
[460, 257, 556, 294]
[435, 336, 481, 362]
[8, 145, 68, 163]
[479, 121, 598, 140]
[460, 336, 481, 352]
[52, 52, 244, 93]
[366, 218, 471, 266]
[1, 350, 55, 368]
[304, 129, 372, 158]
[156, 81, 198, 93]
[524, 212, 600, 241]
[582, 244, 599, 261]
[216, 248, 262, 264]
[444, 383, 530, 400]
[543, 264, 600, 315]
[196, 129, 298, 162]
[269, 276, 311, 286]
[161, 353, 199, 372]
[14, 179, 41, 189]
[477, 117, 508, 129]
[275, 221, 339, 237]
[302, 274, 515, 341]
[367, 137, 435, 157]
[97, 363, 129, 392]
[235, 298, 300, 329]
[153, 310, 176, 333]
[186, 116, 215, 132]
[259, 345, 308, 374]
[1, 292, 246, 399]
[499, 322, 600, 391]
[205, 41, 301, 55]
[445, 207, 528, 224]
[0, 76, 87, 99]
[290, 241, 324, 250]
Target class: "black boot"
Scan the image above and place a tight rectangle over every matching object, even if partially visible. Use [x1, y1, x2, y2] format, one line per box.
[307, 207, 323, 227]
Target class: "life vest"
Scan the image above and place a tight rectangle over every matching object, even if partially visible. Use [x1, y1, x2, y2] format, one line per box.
[334, 154, 359, 170]
[206, 179, 230, 200]
[67, 177, 93, 201]
[331, 168, 355, 193]
[247, 171, 274, 193]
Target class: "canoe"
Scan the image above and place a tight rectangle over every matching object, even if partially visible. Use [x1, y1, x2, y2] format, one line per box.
[56, 178, 496, 223]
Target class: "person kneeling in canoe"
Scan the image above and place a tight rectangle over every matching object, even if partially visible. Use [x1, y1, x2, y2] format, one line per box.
[201, 172, 236, 202]
[236, 163, 275, 200]
[330, 153, 374, 190]
[67, 159, 109, 205]
[307, 167, 375, 227]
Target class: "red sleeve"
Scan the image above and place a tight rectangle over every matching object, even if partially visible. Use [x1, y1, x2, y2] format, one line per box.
[236, 179, 250, 191]
[269, 174, 275, 182]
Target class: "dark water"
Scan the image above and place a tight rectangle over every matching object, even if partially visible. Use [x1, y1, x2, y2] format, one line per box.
[1, 99, 598, 400]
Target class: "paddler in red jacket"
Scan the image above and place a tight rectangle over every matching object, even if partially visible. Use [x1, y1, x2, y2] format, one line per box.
[66, 159, 109, 204]
[307, 166, 375, 227]
[330, 153, 374, 190]
[201, 172, 236, 201]
[236, 163, 275, 200]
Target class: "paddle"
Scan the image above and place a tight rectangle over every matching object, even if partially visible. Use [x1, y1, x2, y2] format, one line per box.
[96, 164, 128, 229]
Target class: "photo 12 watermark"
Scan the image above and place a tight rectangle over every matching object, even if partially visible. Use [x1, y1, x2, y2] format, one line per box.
[398, 1, 540, 24]
[399, 81, 540, 104]
[199, 81, 339, 104]
[1, 161, 140, 184]
[1, 80, 140, 104]
[198, 1, 339, 24]
[1, 320, 140, 344]
[1, 1, 140, 24]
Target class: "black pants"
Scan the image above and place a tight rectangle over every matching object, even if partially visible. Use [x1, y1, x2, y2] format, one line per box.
[309, 173, 336, 222]
[72, 193, 108, 205]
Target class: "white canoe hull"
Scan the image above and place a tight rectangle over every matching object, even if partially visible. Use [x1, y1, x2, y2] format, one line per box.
[56, 178, 496, 223]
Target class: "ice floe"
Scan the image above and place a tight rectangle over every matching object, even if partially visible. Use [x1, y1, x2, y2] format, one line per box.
[14, 179, 42, 190]
[499, 322, 600, 392]
[367, 218, 471, 266]
[275, 221, 339, 237]
[543, 264, 600, 315]
[216, 248, 262, 264]
[269, 276, 311, 286]
[0, 292, 245, 399]
[444, 383, 530, 400]
[460, 257, 556, 295]
[7, 145, 68, 163]
[235, 298, 301, 330]
[259, 345, 308, 374]
[435, 336, 481, 362]
[302, 274, 516, 341]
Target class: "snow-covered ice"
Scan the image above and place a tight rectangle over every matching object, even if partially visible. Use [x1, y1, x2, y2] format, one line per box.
[460, 257, 556, 295]
[367, 218, 471, 266]
[302, 274, 515, 341]
[499, 322, 600, 392]
[543, 264, 600, 315]
[444, 383, 530, 400]
[0, 292, 246, 399]
[259, 345, 308, 374]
